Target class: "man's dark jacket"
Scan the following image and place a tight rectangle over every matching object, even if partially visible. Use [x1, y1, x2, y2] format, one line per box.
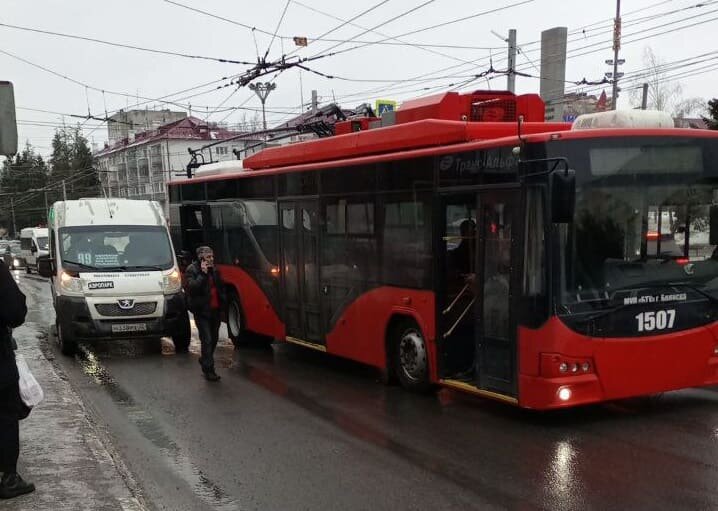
[0, 260, 28, 420]
[185, 261, 227, 318]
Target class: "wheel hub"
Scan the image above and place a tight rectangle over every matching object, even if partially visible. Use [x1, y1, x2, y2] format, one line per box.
[399, 331, 426, 381]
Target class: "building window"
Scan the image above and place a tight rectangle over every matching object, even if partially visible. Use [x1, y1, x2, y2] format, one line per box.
[215, 146, 228, 155]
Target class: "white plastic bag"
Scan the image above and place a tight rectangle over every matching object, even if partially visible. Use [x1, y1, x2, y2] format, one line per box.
[16, 354, 44, 408]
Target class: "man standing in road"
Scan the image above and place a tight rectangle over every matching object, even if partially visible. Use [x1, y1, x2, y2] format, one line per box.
[0, 259, 35, 499]
[186, 246, 226, 382]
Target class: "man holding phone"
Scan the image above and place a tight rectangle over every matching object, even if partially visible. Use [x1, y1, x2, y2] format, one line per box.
[185, 246, 226, 381]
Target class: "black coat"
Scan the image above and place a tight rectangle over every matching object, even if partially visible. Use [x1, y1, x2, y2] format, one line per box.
[185, 261, 227, 318]
[0, 260, 29, 421]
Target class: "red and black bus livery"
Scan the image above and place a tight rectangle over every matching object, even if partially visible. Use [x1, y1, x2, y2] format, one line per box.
[169, 90, 718, 409]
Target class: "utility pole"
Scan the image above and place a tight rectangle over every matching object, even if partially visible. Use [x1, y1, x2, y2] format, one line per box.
[311, 90, 318, 114]
[611, 0, 621, 109]
[248, 82, 277, 131]
[62, 179, 67, 201]
[44, 190, 49, 218]
[507, 29, 517, 93]
[641, 83, 649, 110]
[10, 197, 16, 238]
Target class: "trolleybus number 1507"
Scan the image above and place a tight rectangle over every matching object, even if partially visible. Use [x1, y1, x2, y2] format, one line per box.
[635, 310, 676, 332]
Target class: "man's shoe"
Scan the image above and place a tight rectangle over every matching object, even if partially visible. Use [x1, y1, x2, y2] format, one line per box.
[0, 473, 35, 499]
[203, 371, 221, 382]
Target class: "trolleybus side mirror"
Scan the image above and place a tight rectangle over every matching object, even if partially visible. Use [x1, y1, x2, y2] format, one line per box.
[0, 81, 18, 157]
[710, 205, 718, 246]
[37, 255, 55, 278]
[550, 169, 576, 224]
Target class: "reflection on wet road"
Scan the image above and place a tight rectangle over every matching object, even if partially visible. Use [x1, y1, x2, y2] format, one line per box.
[19, 272, 718, 511]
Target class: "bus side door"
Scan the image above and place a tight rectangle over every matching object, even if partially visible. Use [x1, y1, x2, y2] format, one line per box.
[475, 189, 521, 397]
[279, 200, 323, 345]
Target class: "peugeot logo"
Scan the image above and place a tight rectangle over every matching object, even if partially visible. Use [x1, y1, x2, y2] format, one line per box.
[117, 299, 135, 310]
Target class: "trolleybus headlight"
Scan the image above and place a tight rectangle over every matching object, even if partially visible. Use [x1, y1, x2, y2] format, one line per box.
[714, 345, 718, 356]
[571, 363, 579, 373]
[581, 362, 591, 372]
[559, 362, 568, 373]
[558, 387, 572, 401]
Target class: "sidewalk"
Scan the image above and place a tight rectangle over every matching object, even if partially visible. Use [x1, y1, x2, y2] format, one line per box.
[5, 320, 144, 511]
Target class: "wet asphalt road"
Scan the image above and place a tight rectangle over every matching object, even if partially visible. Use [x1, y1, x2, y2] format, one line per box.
[16, 272, 718, 511]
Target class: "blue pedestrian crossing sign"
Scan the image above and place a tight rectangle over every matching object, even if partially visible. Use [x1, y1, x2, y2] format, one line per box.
[375, 99, 397, 117]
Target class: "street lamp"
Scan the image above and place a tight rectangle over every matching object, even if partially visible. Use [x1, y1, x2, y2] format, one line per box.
[249, 82, 277, 131]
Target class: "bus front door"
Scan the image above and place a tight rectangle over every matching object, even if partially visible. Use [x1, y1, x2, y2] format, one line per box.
[474, 189, 519, 397]
[279, 200, 324, 346]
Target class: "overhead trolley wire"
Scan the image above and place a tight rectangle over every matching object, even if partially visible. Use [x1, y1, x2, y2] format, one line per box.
[0, 22, 256, 65]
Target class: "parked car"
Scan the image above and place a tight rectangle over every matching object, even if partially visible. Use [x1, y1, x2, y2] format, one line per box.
[2, 241, 24, 269]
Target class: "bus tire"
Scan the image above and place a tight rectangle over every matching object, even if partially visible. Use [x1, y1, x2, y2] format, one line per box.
[227, 292, 251, 348]
[391, 319, 432, 393]
[57, 320, 77, 357]
[172, 311, 191, 353]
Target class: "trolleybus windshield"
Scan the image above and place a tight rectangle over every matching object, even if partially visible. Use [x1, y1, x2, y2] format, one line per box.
[550, 137, 718, 314]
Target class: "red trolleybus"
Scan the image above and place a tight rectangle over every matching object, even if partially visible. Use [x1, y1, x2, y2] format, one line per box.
[169, 90, 718, 409]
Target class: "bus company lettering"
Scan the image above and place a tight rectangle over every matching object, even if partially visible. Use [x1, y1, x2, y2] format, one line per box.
[623, 292, 687, 305]
[439, 151, 517, 174]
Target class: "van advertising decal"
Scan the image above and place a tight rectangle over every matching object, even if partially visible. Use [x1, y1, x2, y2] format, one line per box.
[88, 281, 114, 290]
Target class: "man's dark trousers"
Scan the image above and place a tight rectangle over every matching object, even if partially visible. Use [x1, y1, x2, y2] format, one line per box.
[196, 311, 221, 374]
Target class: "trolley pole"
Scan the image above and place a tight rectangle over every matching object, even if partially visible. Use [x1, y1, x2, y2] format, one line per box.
[249, 82, 277, 131]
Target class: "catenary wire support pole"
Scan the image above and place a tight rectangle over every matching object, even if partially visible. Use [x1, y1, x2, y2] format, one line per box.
[641, 83, 649, 110]
[248, 82, 277, 131]
[507, 29, 517, 93]
[611, 0, 621, 110]
[62, 179, 67, 201]
[10, 197, 16, 238]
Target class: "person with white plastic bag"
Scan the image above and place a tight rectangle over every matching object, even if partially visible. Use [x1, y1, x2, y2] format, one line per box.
[0, 259, 35, 499]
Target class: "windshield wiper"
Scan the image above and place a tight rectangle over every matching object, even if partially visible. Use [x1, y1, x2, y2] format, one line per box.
[101, 265, 165, 271]
[62, 259, 98, 271]
[575, 282, 718, 324]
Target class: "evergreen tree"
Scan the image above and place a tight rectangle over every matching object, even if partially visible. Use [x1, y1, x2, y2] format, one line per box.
[0, 142, 49, 236]
[703, 99, 718, 130]
[48, 125, 100, 200]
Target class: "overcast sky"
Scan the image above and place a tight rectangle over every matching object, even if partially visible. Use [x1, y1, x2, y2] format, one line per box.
[2, 0, 716, 159]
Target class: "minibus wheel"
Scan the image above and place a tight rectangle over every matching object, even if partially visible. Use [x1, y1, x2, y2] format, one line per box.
[172, 311, 191, 353]
[57, 320, 77, 356]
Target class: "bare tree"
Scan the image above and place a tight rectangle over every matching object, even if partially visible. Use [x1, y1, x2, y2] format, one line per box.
[673, 97, 707, 120]
[629, 47, 704, 116]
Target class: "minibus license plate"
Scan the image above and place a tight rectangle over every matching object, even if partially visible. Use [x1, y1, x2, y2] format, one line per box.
[112, 323, 147, 333]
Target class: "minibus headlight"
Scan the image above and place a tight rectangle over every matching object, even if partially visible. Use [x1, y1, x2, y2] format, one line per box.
[163, 269, 182, 294]
[60, 271, 83, 293]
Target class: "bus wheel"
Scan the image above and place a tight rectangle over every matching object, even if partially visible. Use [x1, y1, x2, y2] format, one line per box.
[227, 293, 250, 348]
[393, 321, 432, 392]
[172, 311, 191, 353]
[57, 320, 77, 357]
